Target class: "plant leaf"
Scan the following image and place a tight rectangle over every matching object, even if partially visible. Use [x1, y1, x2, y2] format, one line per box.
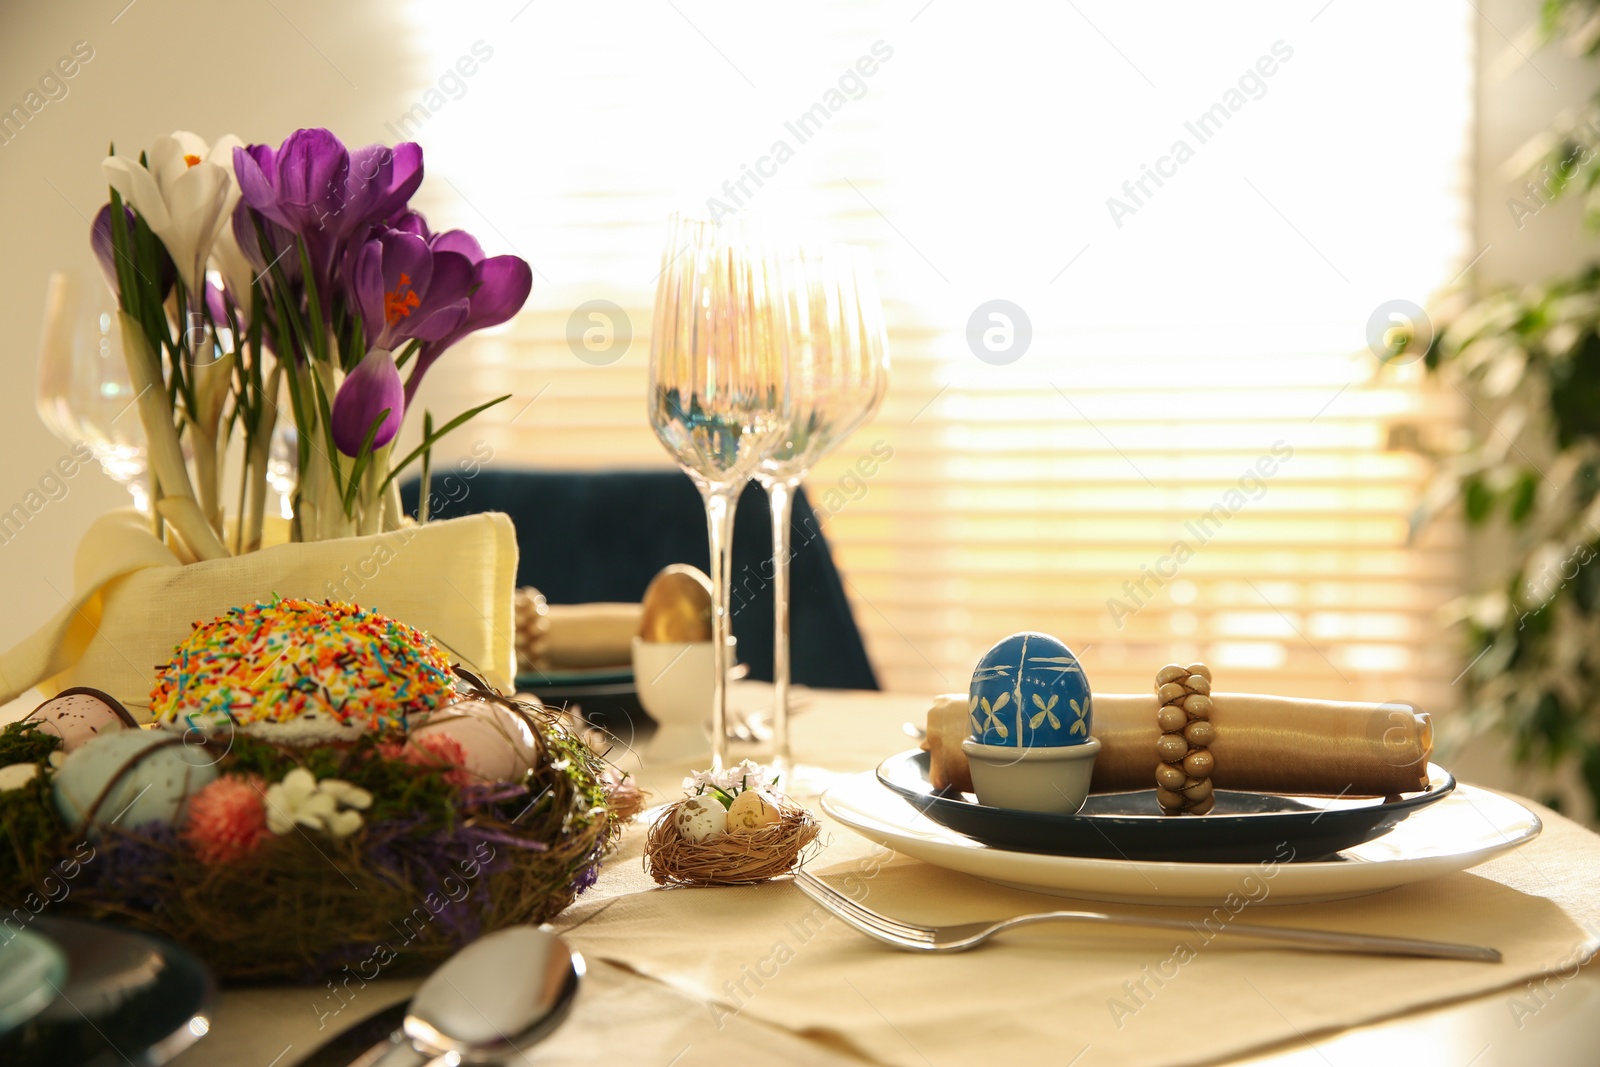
[381, 395, 511, 492]
[342, 408, 392, 512]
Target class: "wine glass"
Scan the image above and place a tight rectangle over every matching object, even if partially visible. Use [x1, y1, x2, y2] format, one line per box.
[756, 245, 889, 780]
[648, 214, 791, 770]
[36, 270, 150, 511]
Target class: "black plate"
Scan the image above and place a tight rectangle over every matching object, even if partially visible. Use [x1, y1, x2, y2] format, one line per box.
[877, 750, 1455, 863]
[0, 918, 215, 1067]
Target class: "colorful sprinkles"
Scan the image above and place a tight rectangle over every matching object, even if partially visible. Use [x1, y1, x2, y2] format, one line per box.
[150, 598, 456, 742]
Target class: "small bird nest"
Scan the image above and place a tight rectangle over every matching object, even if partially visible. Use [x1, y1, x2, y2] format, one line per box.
[598, 765, 649, 825]
[645, 797, 820, 887]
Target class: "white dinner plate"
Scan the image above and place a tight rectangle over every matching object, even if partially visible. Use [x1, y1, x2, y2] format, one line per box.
[821, 771, 1543, 906]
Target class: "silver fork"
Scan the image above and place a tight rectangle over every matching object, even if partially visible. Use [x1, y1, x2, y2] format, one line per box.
[793, 869, 1500, 962]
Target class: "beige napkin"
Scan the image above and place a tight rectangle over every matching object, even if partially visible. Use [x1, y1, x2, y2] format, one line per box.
[551, 691, 1600, 1067]
[542, 602, 642, 669]
[193, 957, 864, 1067]
[555, 801, 1599, 1067]
[0, 508, 518, 712]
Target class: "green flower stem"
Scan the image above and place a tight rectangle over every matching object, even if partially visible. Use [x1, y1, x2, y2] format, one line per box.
[243, 365, 280, 553]
[118, 312, 228, 560]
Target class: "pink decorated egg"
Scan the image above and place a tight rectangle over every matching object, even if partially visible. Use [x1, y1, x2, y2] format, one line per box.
[409, 699, 540, 783]
[28, 687, 137, 752]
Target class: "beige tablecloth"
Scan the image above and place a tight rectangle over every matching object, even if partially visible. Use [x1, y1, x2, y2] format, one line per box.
[187, 689, 1600, 1066]
[550, 690, 1600, 1067]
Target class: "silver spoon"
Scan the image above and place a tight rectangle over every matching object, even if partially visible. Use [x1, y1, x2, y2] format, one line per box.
[301, 926, 582, 1067]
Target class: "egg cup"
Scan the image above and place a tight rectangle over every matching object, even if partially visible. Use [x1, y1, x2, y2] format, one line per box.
[960, 736, 1101, 815]
[631, 636, 737, 761]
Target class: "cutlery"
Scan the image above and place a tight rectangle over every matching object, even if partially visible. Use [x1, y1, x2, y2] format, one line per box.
[294, 926, 582, 1067]
[794, 869, 1500, 962]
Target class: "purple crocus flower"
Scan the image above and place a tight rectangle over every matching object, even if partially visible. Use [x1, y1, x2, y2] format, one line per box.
[330, 348, 405, 456]
[344, 142, 423, 231]
[229, 199, 300, 287]
[233, 131, 424, 303]
[91, 202, 175, 299]
[203, 279, 231, 327]
[344, 225, 472, 352]
[405, 229, 532, 404]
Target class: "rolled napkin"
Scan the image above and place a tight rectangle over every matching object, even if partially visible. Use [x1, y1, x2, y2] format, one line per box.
[1093, 692, 1431, 796]
[542, 603, 643, 669]
[926, 692, 1432, 799]
[922, 693, 974, 794]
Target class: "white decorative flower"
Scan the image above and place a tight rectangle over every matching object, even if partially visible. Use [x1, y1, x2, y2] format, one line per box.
[680, 759, 772, 799]
[264, 767, 372, 839]
[102, 130, 245, 294]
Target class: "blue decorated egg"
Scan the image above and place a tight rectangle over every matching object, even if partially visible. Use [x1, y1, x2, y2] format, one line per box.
[968, 632, 1092, 748]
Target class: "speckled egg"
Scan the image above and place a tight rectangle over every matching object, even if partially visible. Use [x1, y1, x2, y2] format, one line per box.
[674, 795, 728, 841]
[968, 632, 1092, 748]
[410, 699, 539, 782]
[53, 729, 218, 835]
[725, 790, 781, 834]
[28, 687, 136, 752]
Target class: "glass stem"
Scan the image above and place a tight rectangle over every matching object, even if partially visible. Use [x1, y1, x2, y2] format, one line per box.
[702, 481, 741, 771]
[768, 477, 798, 774]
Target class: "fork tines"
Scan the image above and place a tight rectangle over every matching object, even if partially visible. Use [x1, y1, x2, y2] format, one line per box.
[793, 868, 934, 945]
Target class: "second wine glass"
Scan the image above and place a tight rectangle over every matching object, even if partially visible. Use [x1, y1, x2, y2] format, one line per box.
[757, 245, 889, 779]
[648, 214, 790, 770]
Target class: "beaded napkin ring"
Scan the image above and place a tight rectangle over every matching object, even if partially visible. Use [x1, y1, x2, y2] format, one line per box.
[1154, 662, 1216, 815]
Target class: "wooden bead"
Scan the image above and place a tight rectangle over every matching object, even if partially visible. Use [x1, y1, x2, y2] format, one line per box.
[1156, 705, 1188, 732]
[1188, 794, 1216, 816]
[1156, 664, 1189, 685]
[1186, 663, 1212, 682]
[1183, 720, 1216, 746]
[1182, 694, 1214, 718]
[1156, 787, 1186, 810]
[1182, 777, 1214, 802]
[1157, 682, 1188, 705]
[1156, 734, 1190, 762]
[1155, 763, 1187, 790]
[1182, 750, 1215, 778]
[1183, 674, 1211, 696]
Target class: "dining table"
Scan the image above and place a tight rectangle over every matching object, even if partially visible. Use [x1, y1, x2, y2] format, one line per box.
[177, 689, 1600, 1067]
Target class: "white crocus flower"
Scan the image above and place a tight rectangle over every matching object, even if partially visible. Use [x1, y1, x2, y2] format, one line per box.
[210, 218, 255, 314]
[102, 130, 244, 295]
[265, 768, 373, 839]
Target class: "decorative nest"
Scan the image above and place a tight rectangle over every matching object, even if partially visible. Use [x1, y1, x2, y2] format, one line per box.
[645, 796, 820, 887]
[597, 766, 649, 825]
[0, 673, 624, 983]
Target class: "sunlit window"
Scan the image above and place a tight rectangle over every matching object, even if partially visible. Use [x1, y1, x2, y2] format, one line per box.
[400, 0, 1472, 702]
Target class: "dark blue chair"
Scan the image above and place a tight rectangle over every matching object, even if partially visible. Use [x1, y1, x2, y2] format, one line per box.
[401, 469, 878, 690]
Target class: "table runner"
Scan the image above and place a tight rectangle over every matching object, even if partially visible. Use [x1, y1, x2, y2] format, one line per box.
[186, 956, 866, 1066]
[550, 690, 1600, 1067]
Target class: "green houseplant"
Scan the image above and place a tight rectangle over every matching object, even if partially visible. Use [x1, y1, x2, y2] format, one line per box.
[1417, 1, 1600, 819]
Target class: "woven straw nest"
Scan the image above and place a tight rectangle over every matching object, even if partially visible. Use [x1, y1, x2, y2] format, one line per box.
[0, 673, 628, 983]
[645, 796, 820, 886]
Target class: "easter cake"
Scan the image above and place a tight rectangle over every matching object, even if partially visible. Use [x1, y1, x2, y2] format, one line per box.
[150, 597, 457, 744]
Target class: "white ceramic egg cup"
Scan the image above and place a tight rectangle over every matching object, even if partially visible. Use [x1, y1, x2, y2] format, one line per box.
[961, 736, 1101, 814]
[632, 636, 736, 762]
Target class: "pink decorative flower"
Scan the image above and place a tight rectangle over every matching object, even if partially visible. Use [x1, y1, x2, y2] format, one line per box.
[183, 775, 271, 865]
[404, 733, 473, 788]
[377, 733, 473, 787]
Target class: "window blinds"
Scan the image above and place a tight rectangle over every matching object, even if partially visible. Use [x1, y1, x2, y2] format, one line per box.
[399, 0, 1473, 705]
